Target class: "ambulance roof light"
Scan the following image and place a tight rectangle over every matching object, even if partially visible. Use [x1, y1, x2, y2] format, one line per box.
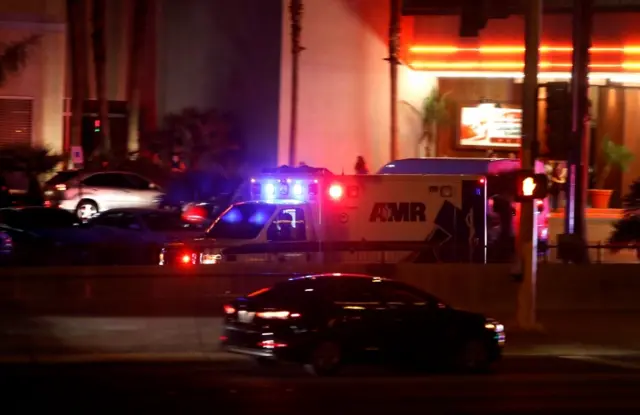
[261, 165, 334, 176]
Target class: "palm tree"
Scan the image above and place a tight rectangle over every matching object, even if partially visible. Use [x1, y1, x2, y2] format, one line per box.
[387, 0, 401, 161]
[126, 0, 149, 155]
[288, 0, 304, 166]
[66, 0, 90, 156]
[91, 0, 110, 157]
[0, 35, 40, 88]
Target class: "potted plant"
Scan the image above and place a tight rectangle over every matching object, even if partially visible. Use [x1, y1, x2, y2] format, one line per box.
[421, 87, 451, 157]
[589, 136, 634, 208]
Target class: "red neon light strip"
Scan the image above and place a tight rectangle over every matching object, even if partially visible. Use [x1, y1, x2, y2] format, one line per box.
[409, 45, 640, 54]
[409, 61, 640, 70]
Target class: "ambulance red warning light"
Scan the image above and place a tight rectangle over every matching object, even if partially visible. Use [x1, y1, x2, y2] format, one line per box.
[514, 170, 548, 202]
[328, 184, 344, 200]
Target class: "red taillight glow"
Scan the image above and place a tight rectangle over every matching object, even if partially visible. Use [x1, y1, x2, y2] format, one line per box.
[223, 304, 236, 314]
[256, 310, 300, 319]
[182, 205, 208, 222]
[181, 254, 192, 264]
[479, 178, 485, 184]
[257, 340, 288, 349]
[328, 184, 344, 200]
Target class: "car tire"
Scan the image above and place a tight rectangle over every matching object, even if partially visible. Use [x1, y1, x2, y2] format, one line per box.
[304, 340, 342, 376]
[76, 199, 99, 220]
[455, 339, 491, 373]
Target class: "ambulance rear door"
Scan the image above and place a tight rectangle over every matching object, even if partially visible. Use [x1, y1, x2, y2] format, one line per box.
[322, 175, 487, 263]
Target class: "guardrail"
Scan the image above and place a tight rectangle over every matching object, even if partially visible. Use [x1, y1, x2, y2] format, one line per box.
[542, 243, 639, 264]
[3, 239, 639, 267]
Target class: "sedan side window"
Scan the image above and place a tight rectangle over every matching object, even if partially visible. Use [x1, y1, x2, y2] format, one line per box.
[381, 282, 431, 307]
[124, 174, 153, 190]
[83, 173, 131, 188]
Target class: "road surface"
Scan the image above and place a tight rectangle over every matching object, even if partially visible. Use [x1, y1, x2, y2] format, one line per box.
[3, 355, 640, 414]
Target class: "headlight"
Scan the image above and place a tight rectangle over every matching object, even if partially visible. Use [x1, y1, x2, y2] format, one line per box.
[485, 320, 504, 333]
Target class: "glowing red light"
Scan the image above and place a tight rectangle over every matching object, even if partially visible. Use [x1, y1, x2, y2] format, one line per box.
[479, 178, 485, 184]
[182, 205, 208, 222]
[181, 254, 192, 264]
[94, 120, 101, 127]
[223, 304, 236, 314]
[328, 184, 344, 200]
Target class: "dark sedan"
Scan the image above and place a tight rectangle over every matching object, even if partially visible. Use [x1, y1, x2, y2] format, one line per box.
[0, 207, 98, 266]
[221, 274, 505, 376]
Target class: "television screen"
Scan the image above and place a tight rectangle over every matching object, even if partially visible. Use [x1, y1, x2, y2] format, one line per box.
[459, 105, 522, 149]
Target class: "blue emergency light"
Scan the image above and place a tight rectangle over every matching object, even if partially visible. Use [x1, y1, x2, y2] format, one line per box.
[251, 177, 321, 201]
[250, 165, 346, 202]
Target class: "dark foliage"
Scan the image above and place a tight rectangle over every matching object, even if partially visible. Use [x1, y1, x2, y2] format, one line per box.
[144, 107, 242, 170]
[0, 35, 40, 87]
[609, 178, 640, 254]
[0, 145, 64, 173]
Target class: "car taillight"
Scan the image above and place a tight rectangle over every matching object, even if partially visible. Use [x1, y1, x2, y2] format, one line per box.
[180, 253, 194, 265]
[55, 184, 67, 191]
[223, 304, 236, 314]
[257, 340, 288, 349]
[256, 310, 301, 319]
[182, 204, 208, 223]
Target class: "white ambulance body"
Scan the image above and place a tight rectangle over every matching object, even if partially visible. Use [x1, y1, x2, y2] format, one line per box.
[181, 170, 488, 265]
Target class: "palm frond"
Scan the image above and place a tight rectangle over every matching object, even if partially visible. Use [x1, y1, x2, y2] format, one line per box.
[0, 35, 41, 87]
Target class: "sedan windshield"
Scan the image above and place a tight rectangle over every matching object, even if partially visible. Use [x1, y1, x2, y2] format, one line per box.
[206, 203, 276, 240]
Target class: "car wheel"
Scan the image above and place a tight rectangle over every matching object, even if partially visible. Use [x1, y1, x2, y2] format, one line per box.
[304, 340, 342, 376]
[455, 339, 490, 373]
[76, 199, 99, 220]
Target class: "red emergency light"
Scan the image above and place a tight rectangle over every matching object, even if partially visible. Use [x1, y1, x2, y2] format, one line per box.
[328, 184, 344, 200]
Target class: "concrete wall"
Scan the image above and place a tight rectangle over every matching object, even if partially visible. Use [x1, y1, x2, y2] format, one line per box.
[277, 0, 437, 173]
[2, 263, 639, 317]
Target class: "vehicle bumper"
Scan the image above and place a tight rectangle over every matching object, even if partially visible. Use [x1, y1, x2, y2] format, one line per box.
[59, 200, 78, 212]
[221, 324, 306, 362]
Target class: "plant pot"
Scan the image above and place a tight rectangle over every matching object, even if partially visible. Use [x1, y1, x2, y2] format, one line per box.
[588, 189, 613, 209]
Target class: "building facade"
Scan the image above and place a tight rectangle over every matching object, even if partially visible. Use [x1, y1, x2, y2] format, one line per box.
[0, 0, 66, 153]
[402, 10, 640, 205]
[0, 0, 436, 174]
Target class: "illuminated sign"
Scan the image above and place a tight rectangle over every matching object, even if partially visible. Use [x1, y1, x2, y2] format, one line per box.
[459, 104, 522, 149]
[514, 171, 548, 201]
[522, 177, 536, 196]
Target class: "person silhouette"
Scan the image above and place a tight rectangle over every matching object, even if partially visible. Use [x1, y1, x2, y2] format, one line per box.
[354, 156, 369, 174]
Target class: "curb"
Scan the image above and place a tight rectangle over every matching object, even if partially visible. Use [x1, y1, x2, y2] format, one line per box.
[0, 352, 250, 364]
[1, 346, 639, 364]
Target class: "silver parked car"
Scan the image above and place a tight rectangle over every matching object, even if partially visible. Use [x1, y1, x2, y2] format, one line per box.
[44, 170, 164, 220]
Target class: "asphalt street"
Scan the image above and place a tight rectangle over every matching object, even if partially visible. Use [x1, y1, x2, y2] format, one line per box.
[3, 355, 640, 414]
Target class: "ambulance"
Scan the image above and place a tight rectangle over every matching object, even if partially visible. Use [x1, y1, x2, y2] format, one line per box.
[159, 166, 490, 265]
